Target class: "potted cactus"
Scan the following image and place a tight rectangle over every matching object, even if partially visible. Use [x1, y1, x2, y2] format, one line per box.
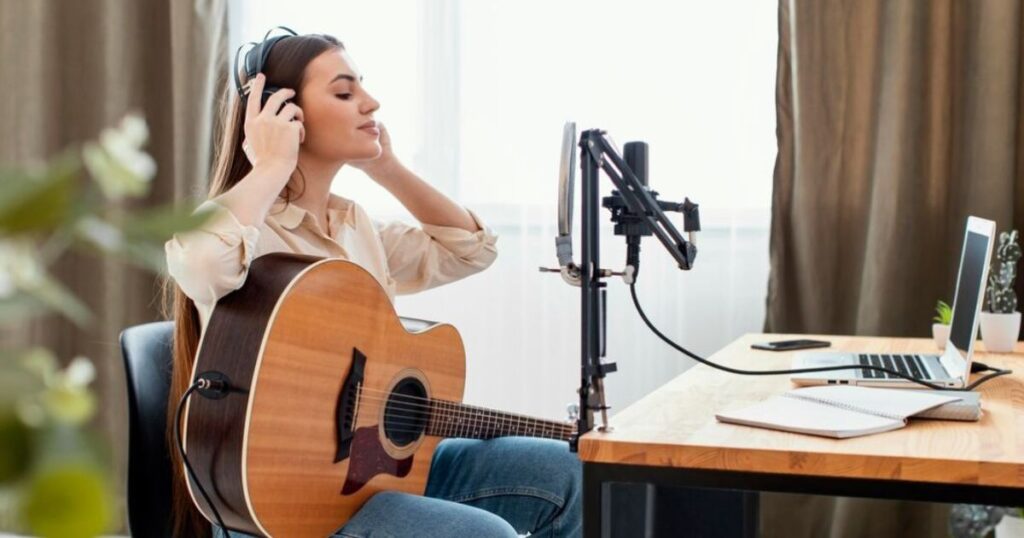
[980, 230, 1022, 353]
[932, 300, 953, 349]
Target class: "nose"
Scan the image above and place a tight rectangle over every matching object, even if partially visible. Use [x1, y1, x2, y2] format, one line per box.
[361, 92, 380, 115]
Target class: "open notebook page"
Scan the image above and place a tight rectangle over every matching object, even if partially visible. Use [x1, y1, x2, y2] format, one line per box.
[787, 386, 961, 419]
[715, 386, 961, 439]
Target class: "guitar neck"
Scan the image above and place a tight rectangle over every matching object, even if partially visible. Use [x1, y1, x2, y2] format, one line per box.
[425, 399, 574, 442]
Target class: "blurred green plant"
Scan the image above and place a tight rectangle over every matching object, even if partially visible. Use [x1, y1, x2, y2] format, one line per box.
[933, 300, 953, 325]
[0, 113, 211, 536]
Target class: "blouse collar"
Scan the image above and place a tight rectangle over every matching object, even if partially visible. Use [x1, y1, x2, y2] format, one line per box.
[269, 194, 356, 230]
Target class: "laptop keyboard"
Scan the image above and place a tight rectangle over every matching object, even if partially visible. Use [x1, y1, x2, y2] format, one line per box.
[857, 354, 934, 380]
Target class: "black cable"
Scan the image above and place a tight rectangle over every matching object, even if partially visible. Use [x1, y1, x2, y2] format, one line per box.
[628, 283, 1012, 391]
[964, 372, 1011, 390]
[971, 361, 994, 374]
[174, 381, 228, 532]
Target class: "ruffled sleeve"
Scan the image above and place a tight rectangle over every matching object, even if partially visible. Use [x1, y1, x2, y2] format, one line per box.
[164, 200, 262, 307]
[373, 208, 498, 295]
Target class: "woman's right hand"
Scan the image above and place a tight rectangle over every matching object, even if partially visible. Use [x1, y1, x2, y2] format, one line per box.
[241, 73, 305, 174]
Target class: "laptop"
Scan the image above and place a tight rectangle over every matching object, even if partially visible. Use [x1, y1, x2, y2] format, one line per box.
[791, 216, 996, 389]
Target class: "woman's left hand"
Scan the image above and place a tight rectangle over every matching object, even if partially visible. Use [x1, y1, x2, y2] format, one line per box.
[351, 121, 397, 177]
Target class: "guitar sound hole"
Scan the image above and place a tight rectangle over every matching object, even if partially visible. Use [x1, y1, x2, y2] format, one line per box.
[383, 378, 428, 447]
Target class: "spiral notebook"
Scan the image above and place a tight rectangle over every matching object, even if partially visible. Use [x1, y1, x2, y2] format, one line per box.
[715, 386, 970, 439]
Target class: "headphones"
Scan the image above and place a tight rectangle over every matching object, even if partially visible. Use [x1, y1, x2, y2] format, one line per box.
[233, 26, 298, 110]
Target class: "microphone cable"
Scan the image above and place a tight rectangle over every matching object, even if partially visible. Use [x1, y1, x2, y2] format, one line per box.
[627, 283, 1012, 391]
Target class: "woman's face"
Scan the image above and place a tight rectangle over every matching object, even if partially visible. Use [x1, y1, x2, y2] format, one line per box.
[298, 49, 381, 163]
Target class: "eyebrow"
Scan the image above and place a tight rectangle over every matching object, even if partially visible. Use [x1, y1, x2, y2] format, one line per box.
[330, 74, 363, 84]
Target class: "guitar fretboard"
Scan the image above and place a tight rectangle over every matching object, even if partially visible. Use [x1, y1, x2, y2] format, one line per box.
[425, 399, 575, 441]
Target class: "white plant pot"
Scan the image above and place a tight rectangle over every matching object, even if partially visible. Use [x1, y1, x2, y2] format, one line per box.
[980, 311, 1022, 353]
[996, 513, 1024, 538]
[932, 323, 950, 349]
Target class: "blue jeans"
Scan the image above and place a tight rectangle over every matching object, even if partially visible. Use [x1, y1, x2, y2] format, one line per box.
[214, 436, 582, 537]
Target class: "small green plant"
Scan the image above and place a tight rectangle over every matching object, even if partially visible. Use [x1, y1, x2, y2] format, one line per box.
[986, 230, 1022, 314]
[933, 300, 953, 325]
[0, 113, 211, 536]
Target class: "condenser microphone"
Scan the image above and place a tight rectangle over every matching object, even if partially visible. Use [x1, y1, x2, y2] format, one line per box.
[623, 142, 648, 187]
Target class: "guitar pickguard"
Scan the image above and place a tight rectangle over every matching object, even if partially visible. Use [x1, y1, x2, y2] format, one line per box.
[340, 425, 413, 495]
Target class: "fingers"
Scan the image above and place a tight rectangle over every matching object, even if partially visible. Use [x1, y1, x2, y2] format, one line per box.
[261, 88, 296, 117]
[278, 103, 304, 122]
[241, 138, 253, 161]
[245, 73, 264, 121]
[283, 122, 305, 145]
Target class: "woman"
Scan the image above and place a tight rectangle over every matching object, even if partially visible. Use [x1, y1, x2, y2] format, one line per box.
[163, 33, 582, 537]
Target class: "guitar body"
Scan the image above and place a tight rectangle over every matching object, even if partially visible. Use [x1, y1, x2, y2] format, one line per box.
[182, 253, 466, 537]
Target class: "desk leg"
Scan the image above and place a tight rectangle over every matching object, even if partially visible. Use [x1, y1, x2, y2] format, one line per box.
[586, 463, 667, 537]
[583, 462, 604, 538]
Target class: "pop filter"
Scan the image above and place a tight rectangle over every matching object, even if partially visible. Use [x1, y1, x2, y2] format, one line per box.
[543, 121, 581, 286]
[558, 121, 576, 238]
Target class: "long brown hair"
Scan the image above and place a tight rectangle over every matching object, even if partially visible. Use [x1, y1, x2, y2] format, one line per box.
[159, 33, 343, 537]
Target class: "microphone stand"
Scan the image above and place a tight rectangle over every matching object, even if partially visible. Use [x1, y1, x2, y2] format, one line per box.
[568, 128, 701, 452]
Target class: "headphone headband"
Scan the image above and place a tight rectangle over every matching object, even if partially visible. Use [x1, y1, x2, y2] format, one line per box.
[233, 26, 299, 99]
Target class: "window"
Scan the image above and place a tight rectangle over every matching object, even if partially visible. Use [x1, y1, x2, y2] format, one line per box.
[234, 0, 777, 418]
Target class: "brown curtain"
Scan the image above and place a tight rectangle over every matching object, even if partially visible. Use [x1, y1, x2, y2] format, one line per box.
[0, 0, 227, 528]
[765, 0, 1024, 536]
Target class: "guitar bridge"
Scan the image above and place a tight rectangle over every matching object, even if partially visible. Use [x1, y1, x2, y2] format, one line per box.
[334, 348, 367, 463]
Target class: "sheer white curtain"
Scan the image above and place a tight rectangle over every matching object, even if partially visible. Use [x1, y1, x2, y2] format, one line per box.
[236, 0, 776, 422]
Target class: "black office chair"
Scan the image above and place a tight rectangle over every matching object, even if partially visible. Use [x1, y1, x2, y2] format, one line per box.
[120, 320, 175, 538]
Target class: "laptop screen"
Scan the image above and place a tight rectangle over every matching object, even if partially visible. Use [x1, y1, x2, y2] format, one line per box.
[949, 231, 989, 355]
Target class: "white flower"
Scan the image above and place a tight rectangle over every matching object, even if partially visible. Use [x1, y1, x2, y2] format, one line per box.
[63, 356, 96, 388]
[82, 113, 157, 200]
[0, 238, 44, 299]
[76, 216, 123, 251]
[14, 352, 98, 426]
[118, 114, 149, 147]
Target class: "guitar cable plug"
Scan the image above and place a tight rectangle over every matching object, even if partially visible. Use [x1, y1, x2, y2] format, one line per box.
[175, 377, 231, 532]
[195, 371, 248, 400]
[197, 376, 227, 394]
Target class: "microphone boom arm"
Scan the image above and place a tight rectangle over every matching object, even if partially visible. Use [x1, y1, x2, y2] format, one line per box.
[557, 128, 701, 452]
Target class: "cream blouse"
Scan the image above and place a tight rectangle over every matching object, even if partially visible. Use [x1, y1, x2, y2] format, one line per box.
[164, 193, 499, 334]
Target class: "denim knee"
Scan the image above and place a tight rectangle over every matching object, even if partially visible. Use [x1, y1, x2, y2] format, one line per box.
[337, 490, 519, 537]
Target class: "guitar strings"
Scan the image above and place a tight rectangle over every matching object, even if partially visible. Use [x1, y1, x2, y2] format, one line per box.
[350, 421, 573, 439]
[353, 385, 572, 426]
[336, 392, 572, 437]
[342, 394, 573, 436]
[345, 386, 573, 431]
[362, 421, 572, 439]
[351, 385, 568, 424]
[369, 409, 572, 436]
[323, 386, 574, 438]
[352, 385, 544, 417]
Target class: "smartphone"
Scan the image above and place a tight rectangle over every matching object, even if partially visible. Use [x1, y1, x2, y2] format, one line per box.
[751, 339, 831, 352]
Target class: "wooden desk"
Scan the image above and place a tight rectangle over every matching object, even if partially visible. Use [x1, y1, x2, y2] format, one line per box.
[578, 334, 1024, 536]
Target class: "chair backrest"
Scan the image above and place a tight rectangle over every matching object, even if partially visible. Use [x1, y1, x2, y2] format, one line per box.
[120, 320, 175, 538]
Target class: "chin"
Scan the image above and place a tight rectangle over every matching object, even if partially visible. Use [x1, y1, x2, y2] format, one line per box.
[360, 143, 383, 160]
[328, 143, 381, 163]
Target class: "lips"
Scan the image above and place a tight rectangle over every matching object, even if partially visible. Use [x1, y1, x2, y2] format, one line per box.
[358, 121, 380, 136]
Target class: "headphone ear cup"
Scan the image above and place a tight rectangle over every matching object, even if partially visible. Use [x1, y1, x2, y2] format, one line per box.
[260, 88, 277, 110]
[259, 86, 293, 112]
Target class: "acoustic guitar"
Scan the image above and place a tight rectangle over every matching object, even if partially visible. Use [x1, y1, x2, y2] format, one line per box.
[181, 253, 575, 537]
